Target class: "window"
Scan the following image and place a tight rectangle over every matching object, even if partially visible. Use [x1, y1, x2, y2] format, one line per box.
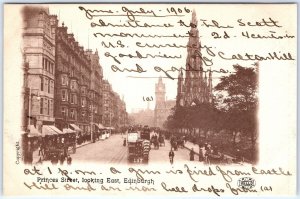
[81, 111, 86, 118]
[50, 63, 53, 74]
[70, 80, 77, 90]
[70, 109, 76, 120]
[81, 87, 86, 95]
[62, 75, 68, 85]
[70, 94, 77, 104]
[45, 59, 48, 71]
[47, 61, 50, 72]
[49, 100, 53, 116]
[42, 58, 46, 70]
[40, 77, 44, 91]
[44, 98, 48, 115]
[40, 98, 44, 114]
[49, 80, 54, 94]
[45, 78, 49, 93]
[81, 98, 86, 107]
[62, 90, 68, 101]
[62, 107, 67, 118]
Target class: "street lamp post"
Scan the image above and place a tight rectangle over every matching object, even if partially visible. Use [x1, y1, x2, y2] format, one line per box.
[90, 102, 97, 143]
[109, 111, 112, 135]
[90, 105, 94, 143]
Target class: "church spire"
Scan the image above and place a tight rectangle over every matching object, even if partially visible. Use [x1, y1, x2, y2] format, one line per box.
[176, 11, 213, 107]
[191, 10, 198, 25]
[208, 70, 213, 102]
[208, 70, 212, 92]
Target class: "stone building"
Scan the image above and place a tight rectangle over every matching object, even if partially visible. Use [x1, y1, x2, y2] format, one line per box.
[22, 6, 128, 136]
[54, 23, 91, 134]
[114, 94, 127, 129]
[154, 77, 175, 128]
[118, 96, 127, 129]
[102, 80, 112, 127]
[176, 12, 213, 107]
[102, 80, 127, 129]
[129, 108, 154, 127]
[22, 6, 57, 132]
[85, 49, 104, 133]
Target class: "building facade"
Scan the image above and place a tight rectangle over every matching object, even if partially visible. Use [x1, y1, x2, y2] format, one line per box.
[85, 49, 104, 133]
[154, 77, 175, 128]
[22, 6, 128, 136]
[102, 80, 112, 127]
[54, 23, 92, 134]
[176, 12, 213, 107]
[23, 6, 57, 132]
[102, 80, 127, 129]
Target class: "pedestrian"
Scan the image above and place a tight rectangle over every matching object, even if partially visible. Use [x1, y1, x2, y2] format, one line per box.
[51, 154, 58, 165]
[123, 138, 126, 146]
[234, 149, 243, 163]
[26, 141, 33, 165]
[67, 155, 72, 165]
[204, 142, 208, 150]
[169, 149, 175, 164]
[59, 153, 65, 165]
[38, 143, 43, 157]
[37, 157, 43, 165]
[190, 148, 195, 161]
[199, 144, 204, 162]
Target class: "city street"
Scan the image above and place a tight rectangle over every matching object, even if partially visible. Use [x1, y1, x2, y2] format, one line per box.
[72, 134, 128, 164]
[71, 134, 200, 165]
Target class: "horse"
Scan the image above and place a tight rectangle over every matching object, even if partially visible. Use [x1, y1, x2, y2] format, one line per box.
[158, 136, 165, 146]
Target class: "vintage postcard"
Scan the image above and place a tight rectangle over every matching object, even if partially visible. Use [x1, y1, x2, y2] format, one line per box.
[3, 3, 297, 196]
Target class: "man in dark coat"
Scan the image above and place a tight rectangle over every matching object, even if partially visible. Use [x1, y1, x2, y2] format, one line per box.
[169, 149, 175, 164]
[190, 148, 195, 161]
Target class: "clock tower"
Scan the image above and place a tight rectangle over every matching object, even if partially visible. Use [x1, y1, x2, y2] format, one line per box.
[154, 77, 166, 128]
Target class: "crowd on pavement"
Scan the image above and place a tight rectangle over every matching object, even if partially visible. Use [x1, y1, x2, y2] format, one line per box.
[165, 132, 245, 165]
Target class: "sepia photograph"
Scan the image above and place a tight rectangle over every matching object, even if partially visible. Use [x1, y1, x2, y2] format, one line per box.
[3, 3, 297, 196]
[20, 5, 259, 166]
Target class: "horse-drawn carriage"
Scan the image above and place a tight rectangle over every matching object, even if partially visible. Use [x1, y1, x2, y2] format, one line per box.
[65, 133, 77, 153]
[127, 130, 150, 163]
[150, 135, 159, 149]
[43, 131, 77, 160]
[158, 135, 165, 147]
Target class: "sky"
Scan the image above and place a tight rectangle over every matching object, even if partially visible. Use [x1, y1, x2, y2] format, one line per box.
[48, 4, 296, 113]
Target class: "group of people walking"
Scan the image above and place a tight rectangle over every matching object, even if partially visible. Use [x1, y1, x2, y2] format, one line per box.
[168, 147, 195, 164]
[168, 140, 244, 165]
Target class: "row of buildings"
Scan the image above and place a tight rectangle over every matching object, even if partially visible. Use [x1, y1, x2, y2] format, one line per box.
[22, 6, 127, 137]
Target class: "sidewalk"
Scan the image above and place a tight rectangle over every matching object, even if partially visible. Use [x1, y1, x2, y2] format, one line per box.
[183, 140, 240, 162]
[32, 135, 116, 164]
[183, 141, 200, 155]
[32, 141, 93, 164]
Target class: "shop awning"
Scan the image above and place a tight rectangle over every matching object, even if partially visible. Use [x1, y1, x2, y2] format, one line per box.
[42, 125, 60, 136]
[70, 124, 82, 131]
[28, 125, 41, 137]
[47, 125, 64, 135]
[105, 127, 115, 130]
[96, 123, 105, 129]
[63, 128, 76, 134]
